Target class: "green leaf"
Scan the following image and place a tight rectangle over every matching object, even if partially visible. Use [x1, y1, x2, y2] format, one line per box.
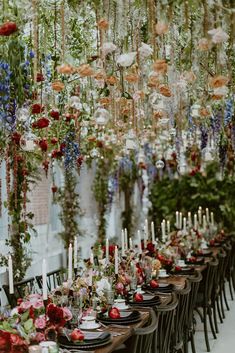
[23, 318, 34, 332]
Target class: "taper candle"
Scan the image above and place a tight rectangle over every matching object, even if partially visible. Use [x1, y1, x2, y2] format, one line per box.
[151, 221, 155, 243]
[8, 255, 14, 294]
[121, 229, 125, 257]
[68, 243, 73, 281]
[74, 237, 78, 269]
[114, 246, 118, 274]
[42, 259, 47, 300]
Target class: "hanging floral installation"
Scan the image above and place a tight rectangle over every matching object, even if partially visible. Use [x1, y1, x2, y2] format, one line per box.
[0, 0, 235, 277]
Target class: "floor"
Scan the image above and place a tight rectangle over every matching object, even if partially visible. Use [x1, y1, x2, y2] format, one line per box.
[192, 285, 235, 353]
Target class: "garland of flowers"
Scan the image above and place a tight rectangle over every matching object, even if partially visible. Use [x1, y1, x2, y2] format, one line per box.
[0, 140, 39, 281]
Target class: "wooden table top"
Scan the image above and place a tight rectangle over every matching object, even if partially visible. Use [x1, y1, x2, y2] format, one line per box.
[95, 310, 149, 353]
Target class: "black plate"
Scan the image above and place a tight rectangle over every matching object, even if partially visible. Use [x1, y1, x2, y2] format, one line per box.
[192, 250, 213, 257]
[142, 283, 174, 293]
[170, 267, 195, 275]
[58, 332, 111, 350]
[128, 294, 161, 307]
[97, 310, 141, 325]
[59, 338, 112, 351]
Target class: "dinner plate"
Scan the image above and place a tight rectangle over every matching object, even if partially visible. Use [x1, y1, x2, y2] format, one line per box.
[79, 322, 101, 330]
[158, 274, 170, 278]
[97, 310, 141, 325]
[58, 331, 111, 350]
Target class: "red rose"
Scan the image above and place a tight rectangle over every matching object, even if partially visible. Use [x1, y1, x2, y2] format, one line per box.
[47, 304, 66, 327]
[10, 333, 28, 353]
[0, 22, 18, 36]
[29, 306, 35, 320]
[60, 143, 66, 152]
[32, 118, 49, 129]
[147, 242, 155, 253]
[77, 155, 83, 166]
[36, 73, 44, 82]
[51, 149, 63, 159]
[51, 137, 58, 145]
[11, 132, 21, 145]
[0, 330, 11, 351]
[39, 139, 48, 152]
[50, 110, 60, 120]
[31, 103, 44, 114]
[51, 186, 58, 193]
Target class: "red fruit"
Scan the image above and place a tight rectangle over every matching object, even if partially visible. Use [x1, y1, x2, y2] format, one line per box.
[175, 266, 182, 271]
[189, 257, 196, 263]
[109, 307, 120, 319]
[157, 254, 165, 262]
[134, 293, 143, 302]
[70, 329, 84, 342]
[0, 22, 18, 36]
[150, 280, 159, 289]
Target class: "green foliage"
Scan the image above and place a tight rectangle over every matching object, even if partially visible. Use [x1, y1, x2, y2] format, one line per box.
[57, 169, 81, 248]
[149, 162, 235, 231]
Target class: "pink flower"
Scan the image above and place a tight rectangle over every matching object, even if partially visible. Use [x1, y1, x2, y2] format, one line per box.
[35, 316, 46, 329]
[33, 300, 44, 309]
[29, 294, 41, 300]
[63, 307, 72, 321]
[34, 332, 45, 343]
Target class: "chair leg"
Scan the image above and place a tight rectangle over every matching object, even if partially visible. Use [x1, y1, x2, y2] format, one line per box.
[228, 277, 234, 300]
[208, 306, 217, 339]
[203, 307, 210, 352]
[220, 292, 225, 319]
[223, 286, 230, 311]
[216, 298, 223, 323]
[212, 303, 219, 334]
[190, 332, 196, 353]
[195, 308, 203, 322]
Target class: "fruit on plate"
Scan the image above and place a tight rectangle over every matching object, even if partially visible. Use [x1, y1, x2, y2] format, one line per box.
[188, 256, 196, 263]
[70, 329, 85, 342]
[134, 293, 144, 302]
[109, 307, 121, 319]
[175, 266, 182, 271]
[150, 279, 159, 288]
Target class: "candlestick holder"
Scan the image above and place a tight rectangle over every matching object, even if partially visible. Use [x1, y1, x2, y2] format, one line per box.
[9, 293, 17, 309]
[43, 299, 48, 310]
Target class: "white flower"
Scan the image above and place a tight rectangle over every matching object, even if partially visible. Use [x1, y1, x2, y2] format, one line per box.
[213, 86, 228, 96]
[116, 52, 136, 67]
[138, 43, 153, 59]
[96, 278, 111, 297]
[102, 42, 117, 56]
[10, 308, 18, 316]
[208, 27, 229, 43]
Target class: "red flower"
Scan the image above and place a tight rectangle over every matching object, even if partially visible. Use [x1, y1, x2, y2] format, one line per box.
[11, 132, 21, 145]
[47, 304, 66, 327]
[0, 330, 11, 351]
[31, 103, 44, 114]
[0, 22, 18, 36]
[10, 334, 28, 353]
[29, 306, 35, 320]
[51, 149, 63, 159]
[39, 139, 48, 152]
[36, 73, 44, 82]
[147, 242, 155, 253]
[50, 110, 60, 120]
[51, 186, 58, 193]
[51, 137, 58, 145]
[77, 155, 83, 167]
[32, 118, 49, 129]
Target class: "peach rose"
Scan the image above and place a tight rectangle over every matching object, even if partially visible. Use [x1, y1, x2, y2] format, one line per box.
[198, 38, 211, 51]
[57, 64, 74, 74]
[159, 84, 171, 97]
[153, 59, 167, 74]
[106, 75, 118, 85]
[99, 97, 111, 105]
[155, 22, 168, 35]
[97, 18, 109, 30]
[51, 80, 65, 92]
[125, 74, 139, 83]
[209, 75, 229, 88]
[93, 70, 106, 80]
[77, 64, 94, 77]
[200, 108, 211, 117]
